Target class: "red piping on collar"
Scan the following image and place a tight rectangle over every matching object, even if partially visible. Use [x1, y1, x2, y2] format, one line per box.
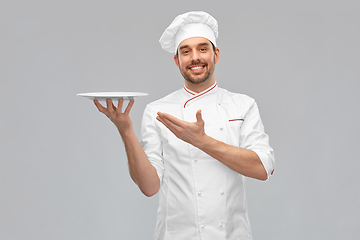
[183, 87, 195, 95]
[183, 83, 218, 108]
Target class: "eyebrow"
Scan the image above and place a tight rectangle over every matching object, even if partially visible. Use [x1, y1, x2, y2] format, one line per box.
[179, 42, 211, 51]
[198, 42, 211, 47]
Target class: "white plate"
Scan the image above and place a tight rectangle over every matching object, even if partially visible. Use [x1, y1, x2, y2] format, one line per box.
[77, 92, 148, 101]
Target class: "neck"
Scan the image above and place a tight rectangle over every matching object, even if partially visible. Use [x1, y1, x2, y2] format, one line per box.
[184, 77, 216, 93]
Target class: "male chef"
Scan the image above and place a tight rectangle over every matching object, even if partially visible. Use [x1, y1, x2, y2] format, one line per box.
[94, 11, 275, 240]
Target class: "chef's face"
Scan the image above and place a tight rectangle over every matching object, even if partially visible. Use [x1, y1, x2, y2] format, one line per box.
[174, 37, 220, 86]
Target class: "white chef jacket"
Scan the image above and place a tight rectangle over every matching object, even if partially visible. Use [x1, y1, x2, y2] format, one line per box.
[140, 82, 274, 240]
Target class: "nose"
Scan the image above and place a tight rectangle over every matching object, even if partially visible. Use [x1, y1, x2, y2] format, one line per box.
[191, 50, 200, 62]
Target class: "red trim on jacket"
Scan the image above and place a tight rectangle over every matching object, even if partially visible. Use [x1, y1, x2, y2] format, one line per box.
[229, 119, 244, 122]
[184, 83, 218, 108]
[184, 86, 196, 95]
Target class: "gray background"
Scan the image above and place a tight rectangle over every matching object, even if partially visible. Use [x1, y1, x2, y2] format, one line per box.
[1, 1, 359, 239]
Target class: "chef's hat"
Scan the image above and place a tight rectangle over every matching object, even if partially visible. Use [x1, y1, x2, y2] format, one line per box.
[159, 11, 218, 54]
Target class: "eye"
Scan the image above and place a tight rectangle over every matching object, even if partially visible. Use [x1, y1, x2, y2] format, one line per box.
[200, 48, 207, 52]
[182, 50, 190, 55]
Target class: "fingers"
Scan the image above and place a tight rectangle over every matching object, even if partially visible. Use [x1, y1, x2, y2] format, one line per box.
[94, 100, 107, 114]
[124, 99, 135, 115]
[157, 112, 184, 134]
[156, 113, 181, 134]
[105, 99, 117, 118]
[195, 110, 203, 123]
[106, 99, 115, 111]
[158, 111, 204, 126]
[94, 98, 135, 123]
[157, 112, 182, 127]
[117, 99, 124, 113]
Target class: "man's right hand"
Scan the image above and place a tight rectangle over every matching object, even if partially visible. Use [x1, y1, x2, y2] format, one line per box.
[93, 98, 160, 196]
[94, 98, 135, 135]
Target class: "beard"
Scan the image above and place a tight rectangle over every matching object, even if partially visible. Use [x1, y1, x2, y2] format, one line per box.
[179, 58, 215, 85]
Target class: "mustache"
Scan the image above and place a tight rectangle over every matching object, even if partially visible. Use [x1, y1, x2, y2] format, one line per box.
[188, 60, 207, 66]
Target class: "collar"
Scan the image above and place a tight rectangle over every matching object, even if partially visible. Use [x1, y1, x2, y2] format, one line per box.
[182, 82, 218, 108]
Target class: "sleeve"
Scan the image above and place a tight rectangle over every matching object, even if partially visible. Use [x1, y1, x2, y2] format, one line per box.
[240, 100, 275, 179]
[140, 105, 165, 184]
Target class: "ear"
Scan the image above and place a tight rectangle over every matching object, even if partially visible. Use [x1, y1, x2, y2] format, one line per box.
[173, 54, 180, 68]
[214, 47, 220, 64]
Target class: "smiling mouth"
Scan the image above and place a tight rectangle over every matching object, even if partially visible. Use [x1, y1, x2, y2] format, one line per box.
[190, 66, 205, 71]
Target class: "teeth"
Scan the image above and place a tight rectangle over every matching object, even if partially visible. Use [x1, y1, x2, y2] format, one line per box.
[191, 66, 204, 70]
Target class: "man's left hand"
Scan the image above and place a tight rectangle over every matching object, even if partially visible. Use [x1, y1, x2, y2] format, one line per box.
[156, 110, 207, 148]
